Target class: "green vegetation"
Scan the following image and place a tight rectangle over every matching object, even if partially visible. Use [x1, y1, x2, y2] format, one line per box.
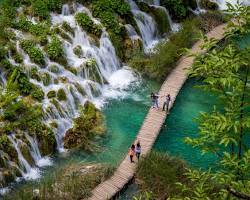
[135, 152, 188, 199]
[200, 0, 219, 10]
[75, 12, 102, 37]
[129, 18, 200, 81]
[46, 36, 66, 65]
[57, 88, 67, 101]
[3, 163, 114, 200]
[138, 3, 250, 200]
[64, 101, 105, 151]
[20, 40, 45, 65]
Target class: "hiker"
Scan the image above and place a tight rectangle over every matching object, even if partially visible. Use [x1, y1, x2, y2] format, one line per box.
[135, 142, 141, 160]
[163, 94, 171, 112]
[154, 92, 160, 109]
[129, 144, 135, 163]
[150, 92, 155, 108]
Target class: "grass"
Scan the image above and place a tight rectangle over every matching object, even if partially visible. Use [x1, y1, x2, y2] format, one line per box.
[3, 163, 114, 200]
[135, 151, 189, 199]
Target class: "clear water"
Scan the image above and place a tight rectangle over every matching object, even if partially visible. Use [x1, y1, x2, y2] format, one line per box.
[154, 79, 217, 169]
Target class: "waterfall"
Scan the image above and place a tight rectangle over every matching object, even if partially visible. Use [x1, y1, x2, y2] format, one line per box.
[7, 135, 40, 180]
[125, 24, 142, 41]
[24, 133, 52, 167]
[62, 4, 70, 16]
[127, 0, 159, 50]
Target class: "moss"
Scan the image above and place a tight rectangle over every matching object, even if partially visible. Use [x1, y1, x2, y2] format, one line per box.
[41, 72, 51, 86]
[85, 59, 103, 84]
[31, 67, 41, 82]
[20, 143, 35, 166]
[73, 45, 83, 58]
[57, 88, 67, 101]
[37, 126, 56, 156]
[54, 78, 59, 84]
[49, 65, 60, 74]
[31, 85, 44, 101]
[13, 53, 23, 64]
[47, 90, 56, 98]
[151, 6, 171, 35]
[74, 83, 86, 96]
[62, 21, 74, 35]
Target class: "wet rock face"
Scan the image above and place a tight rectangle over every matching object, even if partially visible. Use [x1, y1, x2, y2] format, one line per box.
[64, 102, 105, 151]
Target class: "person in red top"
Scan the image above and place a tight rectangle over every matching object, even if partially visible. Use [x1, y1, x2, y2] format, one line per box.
[129, 144, 135, 163]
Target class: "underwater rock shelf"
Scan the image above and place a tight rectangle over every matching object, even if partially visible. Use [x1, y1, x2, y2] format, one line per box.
[87, 23, 227, 200]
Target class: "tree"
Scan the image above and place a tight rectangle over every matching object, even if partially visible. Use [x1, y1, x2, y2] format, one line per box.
[168, 3, 250, 200]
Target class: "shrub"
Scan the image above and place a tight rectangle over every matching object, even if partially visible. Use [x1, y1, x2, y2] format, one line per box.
[57, 88, 67, 101]
[13, 53, 23, 63]
[31, 0, 50, 19]
[0, 47, 7, 60]
[29, 22, 49, 37]
[75, 13, 102, 37]
[20, 40, 45, 65]
[161, 0, 187, 20]
[46, 36, 66, 65]
[15, 15, 32, 32]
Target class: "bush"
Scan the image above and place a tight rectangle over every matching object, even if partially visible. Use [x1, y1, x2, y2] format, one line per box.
[75, 13, 102, 37]
[31, 85, 44, 101]
[31, 0, 50, 19]
[136, 152, 189, 199]
[46, 36, 66, 65]
[161, 0, 187, 20]
[20, 40, 45, 65]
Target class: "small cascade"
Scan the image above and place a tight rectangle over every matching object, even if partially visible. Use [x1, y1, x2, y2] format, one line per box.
[127, 0, 159, 50]
[24, 133, 52, 167]
[125, 24, 142, 41]
[62, 4, 70, 16]
[7, 135, 40, 180]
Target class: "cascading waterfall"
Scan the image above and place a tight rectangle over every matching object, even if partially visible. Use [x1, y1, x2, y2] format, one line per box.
[24, 133, 52, 167]
[127, 0, 159, 50]
[7, 135, 40, 180]
[125, 24, 142, 42]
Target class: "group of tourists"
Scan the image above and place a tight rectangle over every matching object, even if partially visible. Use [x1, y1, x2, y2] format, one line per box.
[151, 92, 171, 112]
[128, 92, 171, 163]
[129, 141, 141, 163]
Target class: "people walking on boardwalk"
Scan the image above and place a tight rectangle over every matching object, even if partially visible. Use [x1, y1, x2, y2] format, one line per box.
[163, 94, 171, 112]
[135, 142, 141, 160]
[151, 92, 155, 108]
[129, 144, 135, 163]
[154, 92, 160, 109]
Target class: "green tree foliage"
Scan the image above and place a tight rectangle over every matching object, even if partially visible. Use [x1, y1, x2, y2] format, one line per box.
[168, 4, 250, 200]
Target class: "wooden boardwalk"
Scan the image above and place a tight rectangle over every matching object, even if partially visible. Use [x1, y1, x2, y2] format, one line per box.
[87, 24, 227, 200]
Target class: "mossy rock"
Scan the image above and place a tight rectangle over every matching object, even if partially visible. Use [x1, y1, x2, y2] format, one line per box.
[62, 21, 75, 35]
[64, 101, 105, 150]
[20, 143, 35, 166]
[123, 37, 143, 61]
[13, 53, 23, 64]
[47, 90, 56, 99]
[58, 76, 69, 83]
[49, 65, 60, 74]
[57, 88, 67, 101]
[41, 72, 51, 86]
[151, 6, 171, 35]
[54, 78, 59, 84]
[37, 127, 56, 156]
[85, 59, 103, 84]
[74, 83, 86, 96]
[200, 0, 218, 10]
[31, 67, 41, 82]
[73, 45, 83, 58]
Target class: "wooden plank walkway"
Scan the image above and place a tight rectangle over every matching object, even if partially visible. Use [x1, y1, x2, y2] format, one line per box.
[87, 23, 227, 200]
